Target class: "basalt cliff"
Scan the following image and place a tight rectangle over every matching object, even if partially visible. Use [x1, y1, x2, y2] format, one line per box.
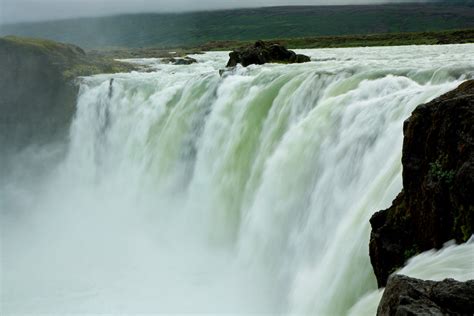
[371, 80, 474, 313]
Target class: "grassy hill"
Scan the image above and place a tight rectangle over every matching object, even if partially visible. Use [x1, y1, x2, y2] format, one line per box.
[1, 3, 474, 49]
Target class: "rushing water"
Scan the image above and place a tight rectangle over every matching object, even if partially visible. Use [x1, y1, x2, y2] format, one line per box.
[1, 44, 474, 315]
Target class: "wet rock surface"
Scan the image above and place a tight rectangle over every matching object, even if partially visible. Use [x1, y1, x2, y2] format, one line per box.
[378, 275, 474, 316]
[226, 41, 310, 67]
[369, 80, 474, 287]
[162, 56, 198, 65]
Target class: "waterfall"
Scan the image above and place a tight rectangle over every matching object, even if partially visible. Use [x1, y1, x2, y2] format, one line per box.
[2, 44, 474, 314]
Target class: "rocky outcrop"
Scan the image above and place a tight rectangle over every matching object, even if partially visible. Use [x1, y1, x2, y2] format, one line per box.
[369, 80, 474, 287]
[162, 56, 198, 65]
[377, 275, 474, 316]
[0, 36, 135, 148]
[226, 41, 310, 67]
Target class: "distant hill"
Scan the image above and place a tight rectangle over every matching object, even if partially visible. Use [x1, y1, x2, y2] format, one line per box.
[1, 3, 474, 49]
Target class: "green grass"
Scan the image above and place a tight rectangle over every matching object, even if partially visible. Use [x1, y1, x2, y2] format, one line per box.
[1, 35, 86, 60]
[1, 3, 474, 49]
[1, 36, 136, 79]
[197, 29, 474, 51]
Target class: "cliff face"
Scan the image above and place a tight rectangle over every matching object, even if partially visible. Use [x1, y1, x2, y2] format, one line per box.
[0, 37, 79, 147]
[0, 36, 134, 149]
[370, 80, 474, 287]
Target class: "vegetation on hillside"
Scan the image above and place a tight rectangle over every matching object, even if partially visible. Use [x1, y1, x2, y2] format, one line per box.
[198, 29, 474, 51]
[1, 36, 135, 79]
[1, 4, 473, 49]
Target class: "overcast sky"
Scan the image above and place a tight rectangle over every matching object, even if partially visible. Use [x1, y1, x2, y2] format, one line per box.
[0, 0, 431, 24]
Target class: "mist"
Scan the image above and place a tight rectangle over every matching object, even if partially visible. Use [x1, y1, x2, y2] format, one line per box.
[1, 0, 433, 23]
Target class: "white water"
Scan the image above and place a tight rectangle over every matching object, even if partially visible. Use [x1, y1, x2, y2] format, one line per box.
[1, 44, 474, 315]
[349, 239, 474, 316]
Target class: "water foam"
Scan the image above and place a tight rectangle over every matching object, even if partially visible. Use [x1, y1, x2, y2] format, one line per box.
[2, 44, 474, 314]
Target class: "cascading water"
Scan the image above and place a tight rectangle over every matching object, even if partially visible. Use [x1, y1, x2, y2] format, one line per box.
[1, 44, 474, 315]
[348, 239, 474, 316]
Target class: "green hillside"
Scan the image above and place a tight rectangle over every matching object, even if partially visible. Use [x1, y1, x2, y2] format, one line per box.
[1, 3, 474, 49]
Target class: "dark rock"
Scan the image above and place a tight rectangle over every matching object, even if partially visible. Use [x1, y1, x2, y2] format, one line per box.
[175, 57, 197, 65]
[109, 78, 114, 98]
[162, 56, 197, 65]
[369, 80, 474, 287]
[378, 275, 474, 316]
[161, 57, 176, 64]
[226, 41, 310, 67]
[295, 54, 311, 63]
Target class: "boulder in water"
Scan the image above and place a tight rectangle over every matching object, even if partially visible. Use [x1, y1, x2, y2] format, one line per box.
[162, 56, 197, 65]
[175, 57, 197, 65]
[377, 275, 474, 316]
[226, 40, 310, 67]
[369, 80, 474, 287]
